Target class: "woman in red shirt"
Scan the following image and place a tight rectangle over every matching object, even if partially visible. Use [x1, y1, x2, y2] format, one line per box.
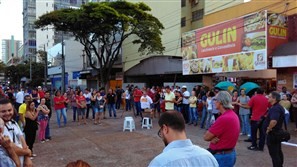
[53, 90, 67, 128]
[76, 90, 87, 125]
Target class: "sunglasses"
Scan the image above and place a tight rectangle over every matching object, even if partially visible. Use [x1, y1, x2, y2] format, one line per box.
[157, 125, 165, 138]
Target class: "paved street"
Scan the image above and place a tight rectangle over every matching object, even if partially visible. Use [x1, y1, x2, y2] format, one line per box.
[32, 109, 297, 167]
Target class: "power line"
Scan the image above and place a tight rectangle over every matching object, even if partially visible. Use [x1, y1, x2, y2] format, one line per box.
[123, 5, 295, 63]
[121, 1, 286, 49]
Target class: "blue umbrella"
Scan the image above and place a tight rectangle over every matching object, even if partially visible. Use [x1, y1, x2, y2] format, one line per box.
[240, 82, 260, 94]
[215, 81, 235, 92]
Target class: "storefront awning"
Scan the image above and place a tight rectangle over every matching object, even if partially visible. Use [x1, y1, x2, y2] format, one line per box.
[272, 42, 297, 68]
[125, 56, 182, 76]
[271, 42, 297, 57]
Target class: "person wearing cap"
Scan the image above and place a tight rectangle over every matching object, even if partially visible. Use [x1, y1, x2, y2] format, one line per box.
[149, 111, 219, 167]
[181, 86, 190, 123]
[204, 91, 240, 167]
[164, 86, 175, 111]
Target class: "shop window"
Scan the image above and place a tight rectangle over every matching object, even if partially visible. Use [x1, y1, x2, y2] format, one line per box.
[192, 9, 204, 22]
[181, 17, 186, 27]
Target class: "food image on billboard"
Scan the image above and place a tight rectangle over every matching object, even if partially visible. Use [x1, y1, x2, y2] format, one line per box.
[267, 13, 287, 27]
[238, 52, 254, 70]
[182, 11, 273, 75]
[243, 10, 266, 33]
[187, 58, 213, 74]
[242, 31, 266, 51]
[212, 56, 223, 73]
[182, 31, 196, 47]
[182, 44, 197, 60]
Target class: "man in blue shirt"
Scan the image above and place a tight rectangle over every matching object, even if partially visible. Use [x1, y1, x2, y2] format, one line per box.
[264, 91, 286, 167]
[149, 111, 218, 167]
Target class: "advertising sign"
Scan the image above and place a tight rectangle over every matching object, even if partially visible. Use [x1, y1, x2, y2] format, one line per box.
[182, 11, 269, 75]
[267, 13, 288, 56]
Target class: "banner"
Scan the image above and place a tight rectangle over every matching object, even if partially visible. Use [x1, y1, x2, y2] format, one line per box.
[182, 11, 268, 75]
[267, 13, 288, 56]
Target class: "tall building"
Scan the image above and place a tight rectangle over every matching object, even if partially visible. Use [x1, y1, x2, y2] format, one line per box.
[1, 35, 22, 65]
[23, 0, 37, 62]
[36, 0, 83, 57]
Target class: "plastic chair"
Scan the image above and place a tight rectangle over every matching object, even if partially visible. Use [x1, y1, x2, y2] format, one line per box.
[141, 117, 153, 129]
[123, 117, 135, 132]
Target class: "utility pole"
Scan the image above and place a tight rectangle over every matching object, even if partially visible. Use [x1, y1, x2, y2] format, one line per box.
[44, 44, 48, 88]
[61, 33, 65, 93]
[82, 50, 86, 70]
[29, 54, 32, 81]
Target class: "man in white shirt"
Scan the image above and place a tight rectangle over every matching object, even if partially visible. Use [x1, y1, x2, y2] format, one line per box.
[140, 91, 153, 110]
[181, 86, 190, 123]
[83, 88, 93, 119]
[164, 86, 175, 111]
[0, 98, 32, 167]
[149, 111, 218, 167]
[15, 89, 24, 111]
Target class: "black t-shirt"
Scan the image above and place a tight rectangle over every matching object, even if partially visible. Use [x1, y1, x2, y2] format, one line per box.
[263, 103, 285, 131]
[106, 93, 116, 104]
[153, 93, 160, 103]
[116, 89, 122, 99]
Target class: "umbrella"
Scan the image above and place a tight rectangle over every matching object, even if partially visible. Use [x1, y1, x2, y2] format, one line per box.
[215, 81, 235, 92]
[240, 82, 260, 94]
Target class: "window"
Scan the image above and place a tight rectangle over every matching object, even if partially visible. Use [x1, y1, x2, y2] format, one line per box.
[192, 9, 204, 22]
[181, 17, 186, 27]
[191, 0, 199, 7]
[46, 2, 48, 7]
[181, 0, 186, 7]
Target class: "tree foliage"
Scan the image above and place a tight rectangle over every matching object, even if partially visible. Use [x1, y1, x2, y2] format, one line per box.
[35, 1, 164, 87]
[5, 63, 44, 88]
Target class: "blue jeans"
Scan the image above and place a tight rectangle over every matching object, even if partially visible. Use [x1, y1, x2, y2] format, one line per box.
[108, 103, 116, 117]
[174, 105, 182, 112]
[116, 98, 122, 109]
[45, 117, 51, 139]
[135, 101, 141, 115]
[214, 150, 236, 167]
[189, 107, 198, 124]
[206, 109, 213, 129]
[182, 104, 189, 123]
[72, 106, 77, 121]
[285, 113, 290, 125]
[200, 107, 207, 128]
[125, 99, 131, 111]
[240, 114, 251, 135]
[92, 106, 99, 113]
[56, 108, 67, 127]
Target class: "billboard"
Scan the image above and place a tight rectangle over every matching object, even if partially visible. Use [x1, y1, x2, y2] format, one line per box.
[182, 11, 283, 75]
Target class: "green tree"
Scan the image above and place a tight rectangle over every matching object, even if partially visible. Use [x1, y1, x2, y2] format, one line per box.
[35, 1, 164, 87]
[4, 63, 44, 88]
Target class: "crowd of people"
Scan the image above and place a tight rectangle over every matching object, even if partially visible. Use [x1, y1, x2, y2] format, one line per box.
[0, 83, 296, 167]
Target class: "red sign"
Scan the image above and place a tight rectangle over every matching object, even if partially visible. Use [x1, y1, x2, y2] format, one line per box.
[267, 13, 288, 56]
[196, 18, 244, 58]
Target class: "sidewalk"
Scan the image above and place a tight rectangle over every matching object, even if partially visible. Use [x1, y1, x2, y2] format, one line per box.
[32, 109, 297, 167]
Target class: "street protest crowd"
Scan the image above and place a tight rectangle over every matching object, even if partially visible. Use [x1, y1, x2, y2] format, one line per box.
[0, 84, 296, 167]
